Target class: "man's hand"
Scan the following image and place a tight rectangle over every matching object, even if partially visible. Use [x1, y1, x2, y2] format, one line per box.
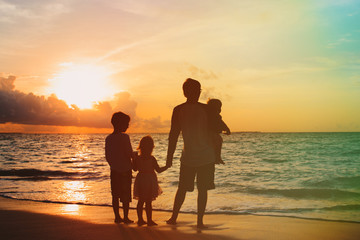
[166, 157, 173, 168]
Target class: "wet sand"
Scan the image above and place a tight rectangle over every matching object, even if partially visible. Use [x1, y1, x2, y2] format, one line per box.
[1, 196, 359, 240]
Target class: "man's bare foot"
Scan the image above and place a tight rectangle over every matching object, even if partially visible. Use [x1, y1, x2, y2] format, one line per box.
[166, 218, 177, 225]
[137, 220, 147, 226]
[123, 218, 134, 224]
[147, 220, 158, 226]
[114, 217, 123, 224]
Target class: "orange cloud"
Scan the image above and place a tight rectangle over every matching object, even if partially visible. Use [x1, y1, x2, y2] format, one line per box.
[0, 75, 169, 132]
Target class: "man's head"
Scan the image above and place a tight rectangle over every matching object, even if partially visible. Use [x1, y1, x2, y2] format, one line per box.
[111, 111, 130, 132]
[183, 78, 201, 102]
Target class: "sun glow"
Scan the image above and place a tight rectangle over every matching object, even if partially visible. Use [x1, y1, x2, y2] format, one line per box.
[48, 63, 115, 109]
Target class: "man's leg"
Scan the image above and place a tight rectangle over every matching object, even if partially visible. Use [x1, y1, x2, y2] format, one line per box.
[196, 163, 214, 228]
[167, 187, 187, 224]
[197, 189, 208, 228]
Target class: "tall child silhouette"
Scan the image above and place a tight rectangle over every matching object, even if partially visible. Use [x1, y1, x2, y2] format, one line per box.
[105, 111, 134, 224]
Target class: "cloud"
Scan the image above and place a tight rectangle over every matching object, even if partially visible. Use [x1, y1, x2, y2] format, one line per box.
[0, 74, 15, 91]
[186, 64, 218, 81]
[326, 36, 354, 49]
[134, 116, 170, 131]
[0, 0, 69, 22]
[0, 75, 169, 131]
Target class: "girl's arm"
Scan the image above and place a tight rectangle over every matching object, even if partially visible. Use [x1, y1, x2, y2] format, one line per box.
[153, 157, 167, 173]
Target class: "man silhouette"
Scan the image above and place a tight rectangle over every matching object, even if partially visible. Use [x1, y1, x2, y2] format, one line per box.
[166, 78, 215, 228]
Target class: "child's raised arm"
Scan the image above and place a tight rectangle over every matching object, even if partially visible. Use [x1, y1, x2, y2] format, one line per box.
[152, 157, 167, 173]
[157, 166, 168, 173]
[221, 119, 231, 135]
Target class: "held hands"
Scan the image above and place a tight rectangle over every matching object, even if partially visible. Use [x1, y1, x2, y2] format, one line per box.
[159, 166, 168, 173]
[132, 151, 139, 171]
[166, 156, 173, 169]
[165, 162, 172, 169]
[132, 151, 139, 159]
[159, 162, 171, 173]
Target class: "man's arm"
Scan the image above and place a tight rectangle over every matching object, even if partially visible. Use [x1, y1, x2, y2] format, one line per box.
[166, 107, 181, 168]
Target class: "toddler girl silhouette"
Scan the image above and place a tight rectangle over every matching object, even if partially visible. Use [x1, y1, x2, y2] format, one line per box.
[133, 135, 167, 226]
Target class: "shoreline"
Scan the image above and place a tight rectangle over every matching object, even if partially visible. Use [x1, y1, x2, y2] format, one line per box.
[1, 196, 360, 240]
[1, 195, 360, 224]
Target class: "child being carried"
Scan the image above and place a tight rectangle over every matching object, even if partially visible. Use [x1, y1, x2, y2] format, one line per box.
[207, 98, 231, 164]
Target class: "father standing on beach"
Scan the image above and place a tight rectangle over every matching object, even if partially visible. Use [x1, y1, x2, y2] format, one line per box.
[166, 78, 216, 229]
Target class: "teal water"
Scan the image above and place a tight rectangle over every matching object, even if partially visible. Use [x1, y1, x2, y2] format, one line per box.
[0, 132, 359, 222]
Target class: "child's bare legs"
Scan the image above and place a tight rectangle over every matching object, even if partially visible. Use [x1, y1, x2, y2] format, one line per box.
[145, 200, 157, 226]
[112, 196, 123, 223]
[137, 200, 147, 226]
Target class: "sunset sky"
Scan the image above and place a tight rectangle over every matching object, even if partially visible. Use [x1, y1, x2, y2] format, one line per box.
[1, 0, 360, 133]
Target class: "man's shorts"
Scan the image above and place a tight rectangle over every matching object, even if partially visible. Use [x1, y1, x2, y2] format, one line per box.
[110, 170, 132, 203]
[178, 163, 215, 192]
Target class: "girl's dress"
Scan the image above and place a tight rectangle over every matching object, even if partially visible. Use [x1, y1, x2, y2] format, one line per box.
[133, 155, 162, 201]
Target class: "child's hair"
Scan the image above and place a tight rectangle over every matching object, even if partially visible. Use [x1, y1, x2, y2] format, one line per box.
[111, 111, 130, 130]
[137, 135, 154, 156]
[207, 98, 222, 112]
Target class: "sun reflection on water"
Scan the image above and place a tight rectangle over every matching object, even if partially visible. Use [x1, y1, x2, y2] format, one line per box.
[60, 181, 88, 215]
[62, 204, 80, 214]
[63, 181, 87, 202]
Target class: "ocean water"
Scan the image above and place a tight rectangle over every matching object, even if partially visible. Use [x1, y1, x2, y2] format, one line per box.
[0, 132, 359, 222]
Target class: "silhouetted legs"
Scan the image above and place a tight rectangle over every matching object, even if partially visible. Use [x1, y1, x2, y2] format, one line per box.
[137, 199, 157, 226]
[166, 187, 186, 224]
[112, 197, 133, 224]
[167, 187, 208, 228]
[137, 200, 146, 226]
[197, 189, 208, 228]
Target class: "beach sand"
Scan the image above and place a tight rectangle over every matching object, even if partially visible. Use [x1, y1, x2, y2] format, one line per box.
[1, 196, 359, 240]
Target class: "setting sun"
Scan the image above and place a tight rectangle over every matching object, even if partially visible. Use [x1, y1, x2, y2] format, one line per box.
[47, 63, 115, 109]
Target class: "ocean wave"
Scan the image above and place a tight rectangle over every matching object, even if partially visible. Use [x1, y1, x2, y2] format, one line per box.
[0, 168, 102, 180]
[0, 194, 111, 207]
[243, 187, 360, 200]
[334, 176, 360, 186]
[242, 204, 360, 213]
[342, 149, 360, 156]
[322, 204, 360, 211]
[302, 176, 360, 189]
[261, 158, 289, 163]
[60, 160, 75, 164]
